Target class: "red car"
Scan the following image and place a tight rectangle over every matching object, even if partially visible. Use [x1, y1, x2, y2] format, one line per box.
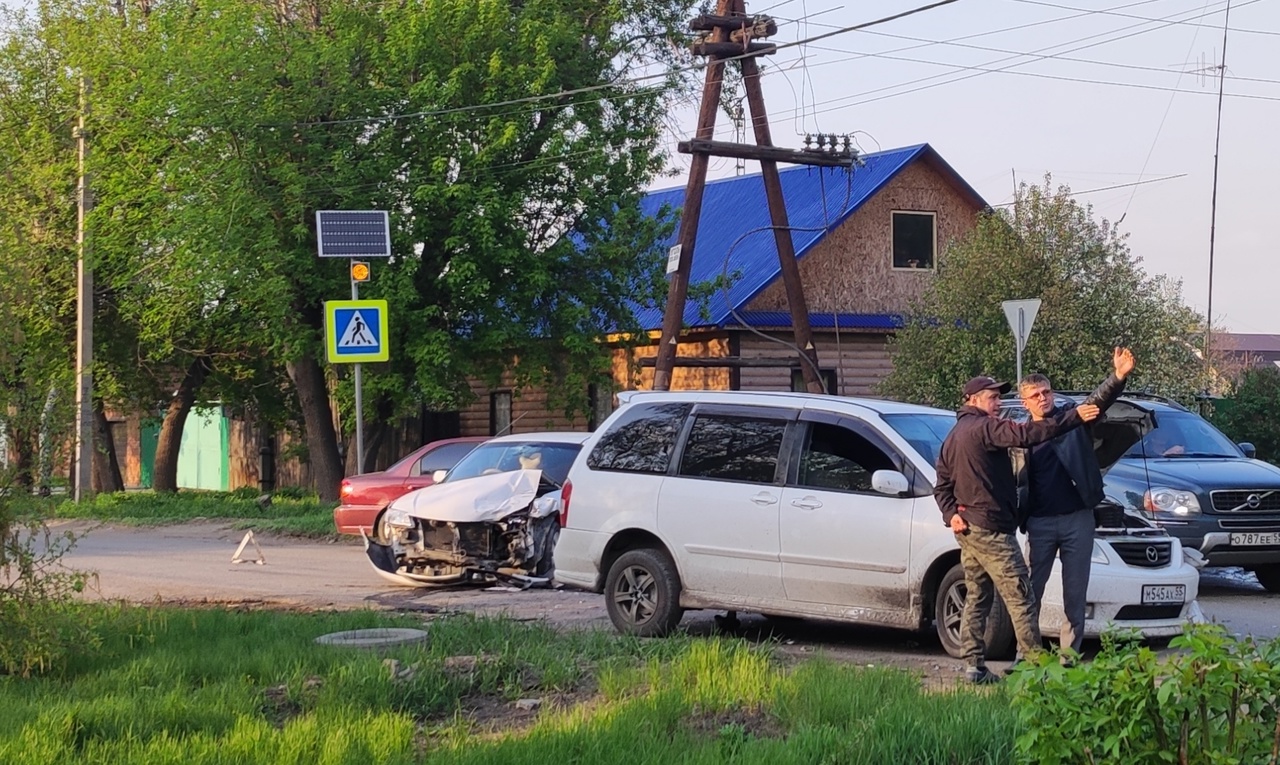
[334, 437, 487, 535]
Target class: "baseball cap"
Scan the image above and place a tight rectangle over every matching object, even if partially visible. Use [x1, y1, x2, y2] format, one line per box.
[517, 444, 543, 457]
[962, 376, 1012, 397]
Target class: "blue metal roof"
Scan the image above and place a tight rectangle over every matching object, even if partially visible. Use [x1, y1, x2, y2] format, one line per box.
[732, 311, 904, 330]
[631, 143, 979, 331]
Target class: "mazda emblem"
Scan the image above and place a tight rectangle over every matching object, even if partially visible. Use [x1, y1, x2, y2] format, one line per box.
[1146, 546, 1159, 563]
[1247, 494, 1262, 509]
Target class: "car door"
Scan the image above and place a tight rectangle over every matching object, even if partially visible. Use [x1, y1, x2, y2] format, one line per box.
[657, 406, 794, 603]
[779, 412, 915, 612]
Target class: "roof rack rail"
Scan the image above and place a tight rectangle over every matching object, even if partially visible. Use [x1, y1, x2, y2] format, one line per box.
[1001, 389, 1189, 411]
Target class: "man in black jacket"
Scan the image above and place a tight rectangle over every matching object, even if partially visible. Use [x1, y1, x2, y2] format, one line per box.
[935, 376, 1100, 684]
[1017, 347, 1134, 659]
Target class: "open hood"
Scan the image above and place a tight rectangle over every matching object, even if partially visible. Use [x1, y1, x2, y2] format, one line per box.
[387, 469, 541, 523]
[1090, 400, 1156, 474]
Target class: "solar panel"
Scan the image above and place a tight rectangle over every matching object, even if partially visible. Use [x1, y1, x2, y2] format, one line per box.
[315, 210, 391, 257]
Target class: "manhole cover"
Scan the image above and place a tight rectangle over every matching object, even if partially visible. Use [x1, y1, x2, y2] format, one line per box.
[314, 628, 429, 649]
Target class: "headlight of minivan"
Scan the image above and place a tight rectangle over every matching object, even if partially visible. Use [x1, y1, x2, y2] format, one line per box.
[1143, 487, 1201, 516]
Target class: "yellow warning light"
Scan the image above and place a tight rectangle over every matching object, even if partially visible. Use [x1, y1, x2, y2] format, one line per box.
[350, 261, 371, 282]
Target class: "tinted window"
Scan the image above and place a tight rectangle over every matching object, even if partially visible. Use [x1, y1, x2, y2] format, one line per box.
[447, 442, 583, 485]
[678, 415, 786, 484]
[1124, 411, 1242, 458]
[417, 442, 479, 475]
[587, 403, 691, 474]
[797, 422, 897, 493]
[881, 413, 955, 466]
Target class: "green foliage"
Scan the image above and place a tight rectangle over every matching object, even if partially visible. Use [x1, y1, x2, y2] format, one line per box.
[1010, 624, 1280, 765]
[1213, 365, 1280, 465]
[0, 475, 101, 676]
[879, 178, 1210, 407]
[0, 606, 1022, 764]
[9, 489, 336, 534]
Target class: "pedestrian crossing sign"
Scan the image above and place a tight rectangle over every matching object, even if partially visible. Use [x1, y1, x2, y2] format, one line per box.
[325, 300, 389, 363]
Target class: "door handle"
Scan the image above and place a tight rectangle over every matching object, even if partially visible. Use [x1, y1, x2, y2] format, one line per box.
[791, 497, 823, 510]
[750, 492, 778, 506]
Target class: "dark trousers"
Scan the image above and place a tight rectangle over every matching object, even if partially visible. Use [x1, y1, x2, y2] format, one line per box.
[955, 525, 1042, 667]
[1027, 508, 1095, 655]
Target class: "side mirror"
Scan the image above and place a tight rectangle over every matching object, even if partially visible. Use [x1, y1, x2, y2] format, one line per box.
[431, 469, 449, 483]
[1239, 442, 1257, 459]
[871, 469, 911, 497]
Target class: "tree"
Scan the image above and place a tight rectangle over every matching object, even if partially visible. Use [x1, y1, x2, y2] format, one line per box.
[32, 0, 690, 499]
[879, 178, 1213, 407]
[1214, 366, 1280, 465]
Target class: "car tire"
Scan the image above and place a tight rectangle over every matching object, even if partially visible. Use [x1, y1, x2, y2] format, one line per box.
[370, 508, 394, 545]
[604, 547, 684, 637]
[935, 563, 1015, 660]
[1252, 564, 1280, 593]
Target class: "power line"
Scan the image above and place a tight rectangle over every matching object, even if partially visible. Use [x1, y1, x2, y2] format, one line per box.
[990, 173, 1188, 205]
[1013, 0, 1280, 36]
[756, 0, 1269, 123]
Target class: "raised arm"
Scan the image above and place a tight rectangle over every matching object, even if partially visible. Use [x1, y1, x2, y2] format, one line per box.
[1082, 347, 1133, 412]
[981, 404, 1099, 449]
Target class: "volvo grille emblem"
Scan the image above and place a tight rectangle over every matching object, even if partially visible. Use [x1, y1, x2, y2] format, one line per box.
[1146, 546, 1159, 563]
[1247, 494, 1262, 509]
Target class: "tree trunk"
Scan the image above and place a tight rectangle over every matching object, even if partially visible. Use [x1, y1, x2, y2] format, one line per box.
[286, 353, 343, 501]
[91, 402, 124, 493]
[8, 425, 35, 490]
[356, 393, 395, 474]
[153, 356, 211, 493]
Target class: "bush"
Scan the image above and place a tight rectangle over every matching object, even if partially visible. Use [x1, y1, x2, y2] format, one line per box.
[1010, 625, 1280, 764]
[0, 475, 101, 676]
[1214, 365, 1280, 465]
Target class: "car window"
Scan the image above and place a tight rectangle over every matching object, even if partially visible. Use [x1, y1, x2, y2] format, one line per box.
[1124, 411, 1243, 458]
[677, 414, 786, 484]
[587, 402, 691, 474]
[881, 413, 956, 466]
[796, 422, 897, 493]
[415, 442, 479, 476]
[446, 442, 583, 484]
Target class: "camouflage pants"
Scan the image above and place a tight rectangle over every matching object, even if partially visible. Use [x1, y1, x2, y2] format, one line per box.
[956, 525, 1041, 666]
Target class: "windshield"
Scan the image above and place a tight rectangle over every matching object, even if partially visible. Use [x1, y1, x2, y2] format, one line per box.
[1123, 411, 1242, 458]
[445, 441, 583, 485]
[882, 413, 956, 466]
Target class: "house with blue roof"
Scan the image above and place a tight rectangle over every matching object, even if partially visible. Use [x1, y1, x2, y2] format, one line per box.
[456, 143, 989, 436]
[612, 142, 988, 397]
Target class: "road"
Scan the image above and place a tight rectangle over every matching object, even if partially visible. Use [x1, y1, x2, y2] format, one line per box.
[52, 521, 1280, 675]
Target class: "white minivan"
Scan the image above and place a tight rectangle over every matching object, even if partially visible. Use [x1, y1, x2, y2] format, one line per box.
[554, 390, 1204, 657]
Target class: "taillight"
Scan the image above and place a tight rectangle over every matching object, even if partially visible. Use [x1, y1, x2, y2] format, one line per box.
[559, 480, 573, 527]
[340, 479, 353, 497]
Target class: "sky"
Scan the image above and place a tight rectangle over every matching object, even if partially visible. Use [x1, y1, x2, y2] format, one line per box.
[654, 0, 1279, 334]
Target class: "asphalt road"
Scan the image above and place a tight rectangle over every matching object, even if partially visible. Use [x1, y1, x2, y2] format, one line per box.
[51, 521, 1280, 674]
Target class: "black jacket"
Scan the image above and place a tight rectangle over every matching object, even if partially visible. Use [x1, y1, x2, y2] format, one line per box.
[935, 406, 1086, 534]
[1013, 373, 1128, 522]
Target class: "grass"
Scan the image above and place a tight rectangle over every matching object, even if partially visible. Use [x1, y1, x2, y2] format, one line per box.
[0, 606, 1021, 764]
[8, 488, 339, 538]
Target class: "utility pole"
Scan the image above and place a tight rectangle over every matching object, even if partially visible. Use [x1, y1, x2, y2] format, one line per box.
[652, 0, 733, 393]
[653, 0, 856, 393]
[74, 77, 94, 501]
[1205, 0, 1232, 381]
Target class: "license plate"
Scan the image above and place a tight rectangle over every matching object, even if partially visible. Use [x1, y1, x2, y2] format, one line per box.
[1141, 584, 1185, 605]
[1230, 532, 1280, 546]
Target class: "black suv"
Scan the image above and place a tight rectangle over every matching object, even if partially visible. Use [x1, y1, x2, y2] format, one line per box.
[1001, 394, 1280, 593]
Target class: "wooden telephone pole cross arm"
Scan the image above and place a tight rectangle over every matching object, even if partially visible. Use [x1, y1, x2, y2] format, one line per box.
[653, 0, 857, 394]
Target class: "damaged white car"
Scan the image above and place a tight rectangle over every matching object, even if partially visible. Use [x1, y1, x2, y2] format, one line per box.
[366, 433, 588, 587]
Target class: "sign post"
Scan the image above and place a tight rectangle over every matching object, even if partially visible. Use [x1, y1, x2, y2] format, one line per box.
[1002, 298, 1042, 386]
[317, 211, 391, 474]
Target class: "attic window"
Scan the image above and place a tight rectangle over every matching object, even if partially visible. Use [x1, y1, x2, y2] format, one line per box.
[891, 211, 936, 270]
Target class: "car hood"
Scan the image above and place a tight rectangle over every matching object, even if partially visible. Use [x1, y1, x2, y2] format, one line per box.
[1084, 400, 1155, 474]
[1108, 457, 1280, 492]
[388, 469, 542, 523]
